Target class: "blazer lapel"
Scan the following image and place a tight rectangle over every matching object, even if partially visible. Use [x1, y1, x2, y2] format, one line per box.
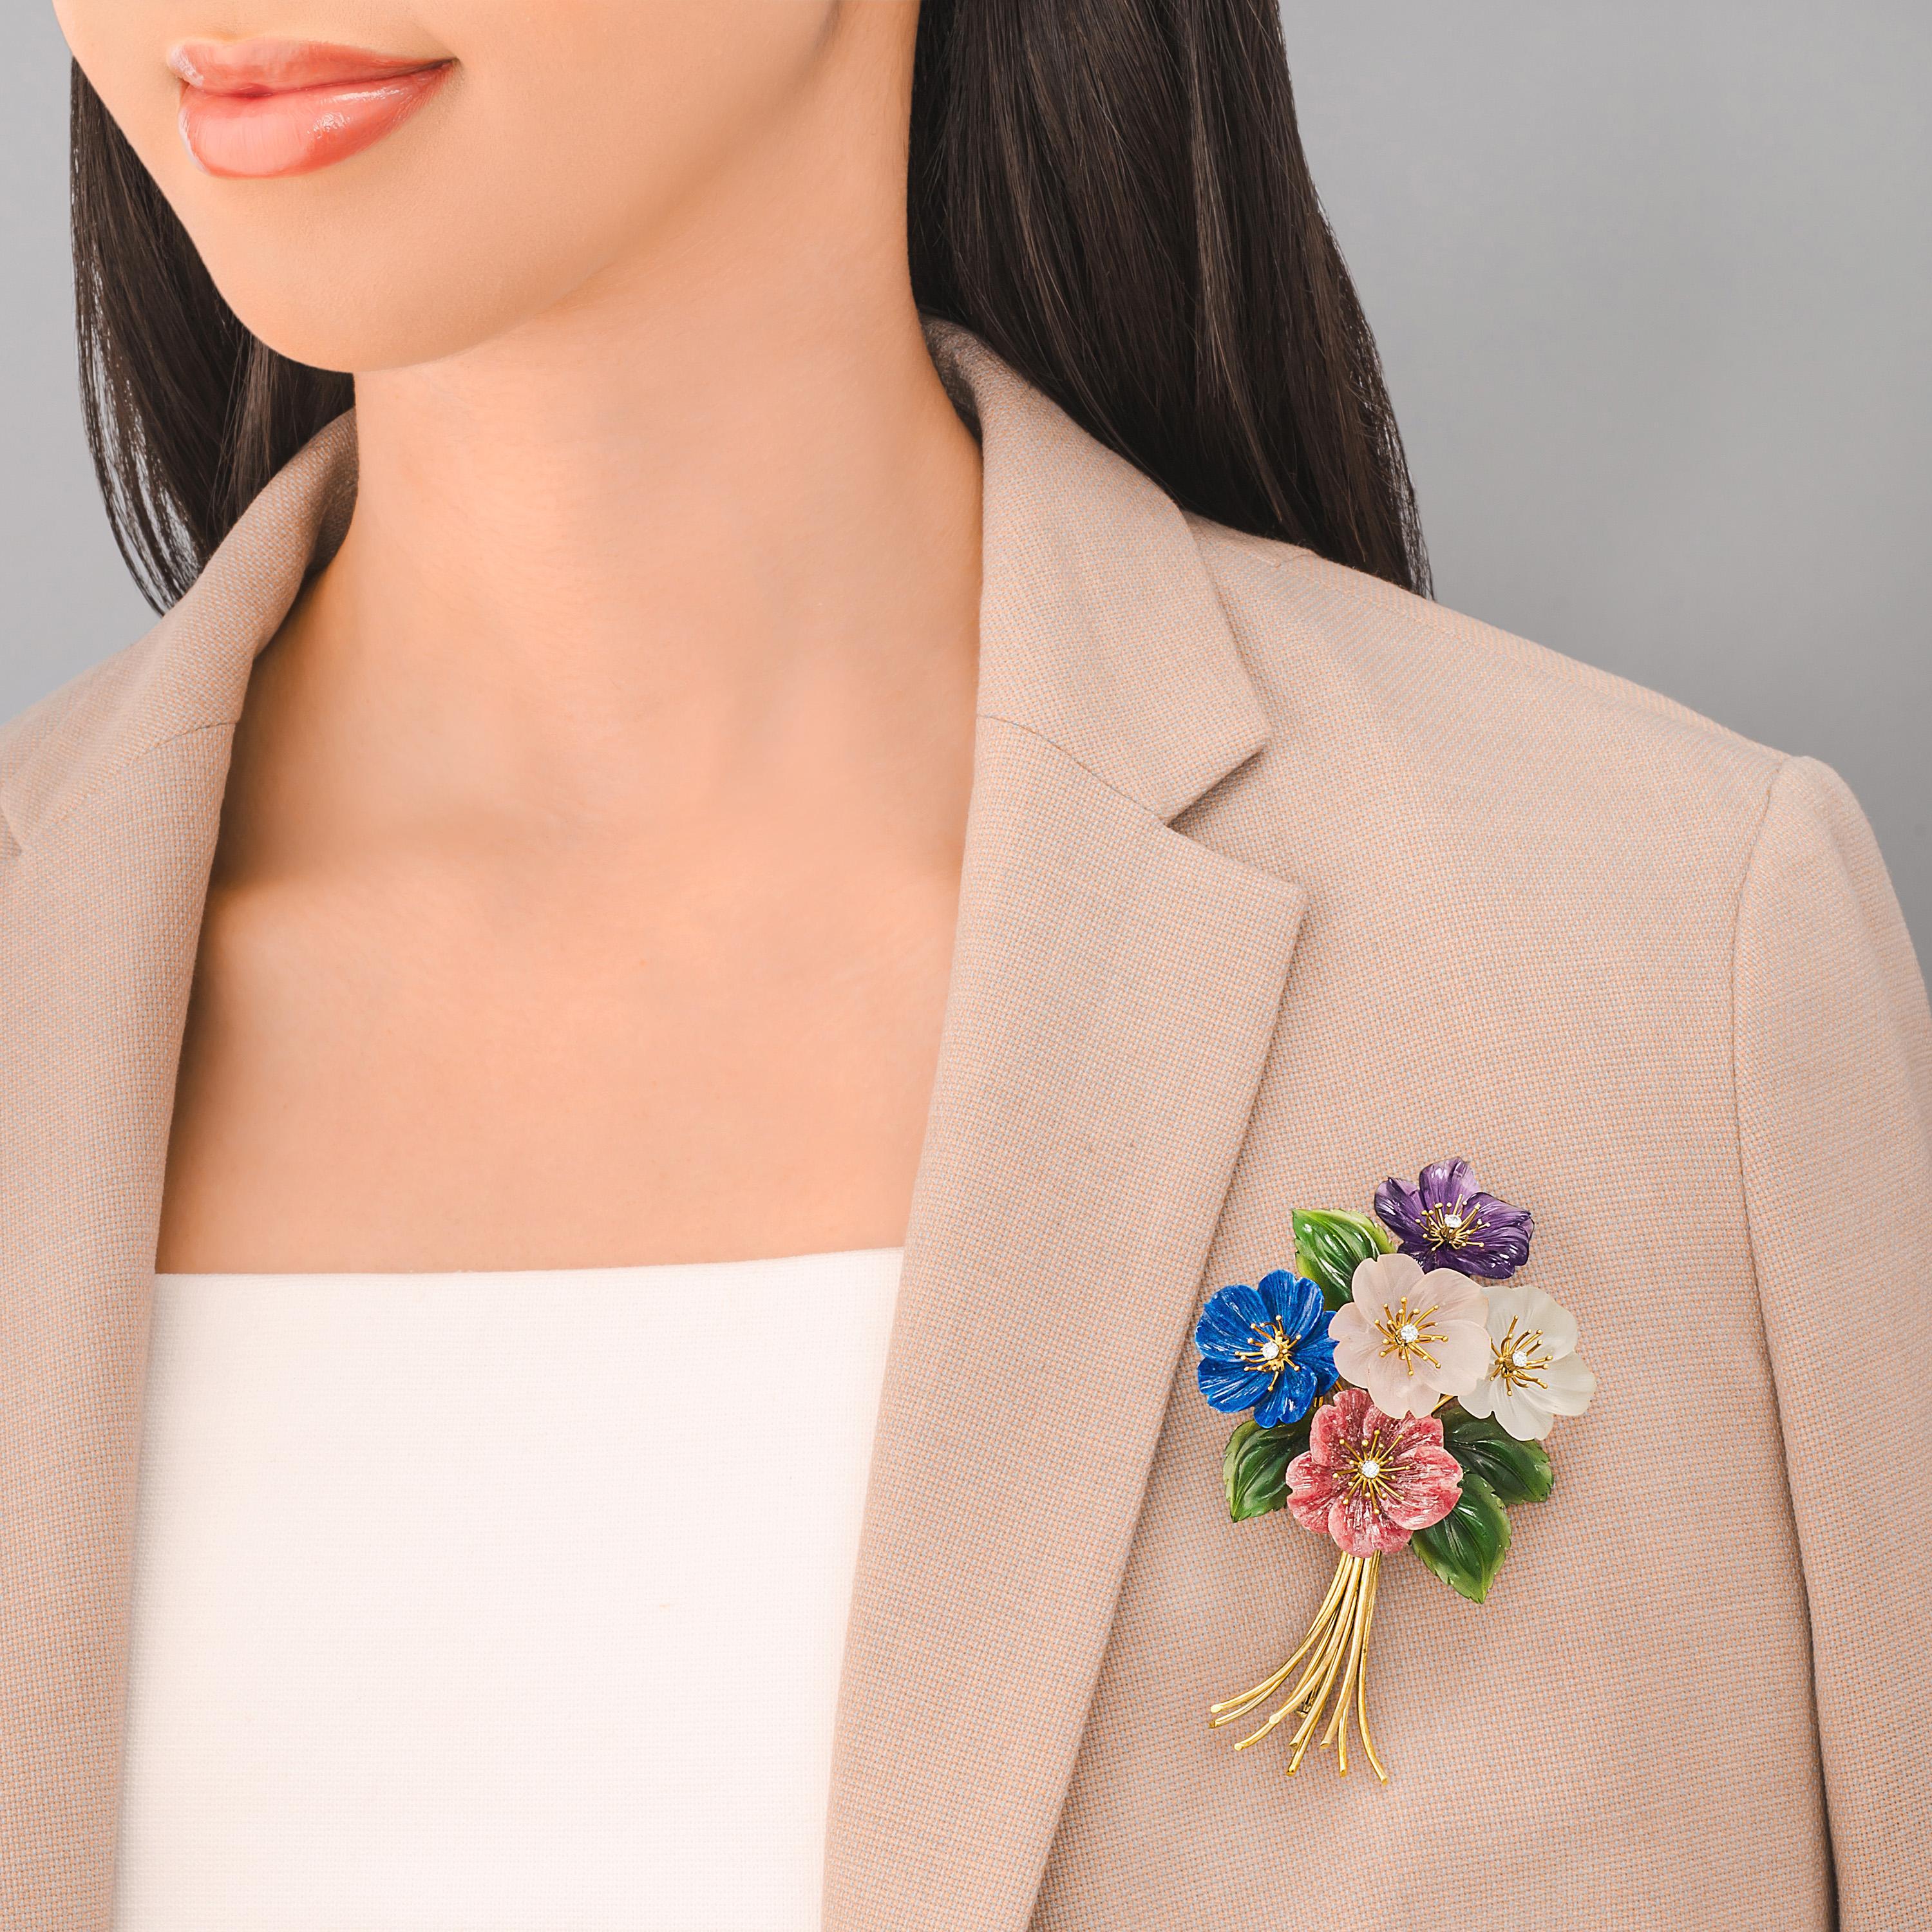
[822, 332, 1307, 1931]
[0, 422, 355, 1927]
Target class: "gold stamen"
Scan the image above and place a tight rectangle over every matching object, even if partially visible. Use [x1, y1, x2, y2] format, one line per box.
[1421, 1198, 1481, 1251]
[1374, 1294, 1447, 1377]
[1237, 1318, 1302, 1388]
[1488, 1315, 1553, 1391]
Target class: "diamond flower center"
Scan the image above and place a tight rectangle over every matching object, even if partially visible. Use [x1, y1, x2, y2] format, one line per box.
[1419, 1198, 1479, 1251]
[1239, 1319, 1298, 1385]
[1374, 1295, 1444, 1379]
[1344, 1430, 1399, 1504]
[1490, 1317, 1551, 1391]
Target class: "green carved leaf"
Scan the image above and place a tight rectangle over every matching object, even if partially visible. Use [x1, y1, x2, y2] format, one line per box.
[1222, 1416, 1311, 1522]
[1412, 1471, 1511, 1604]
[1292, 1208, 1396, 1311]
[1441, 1408, 1554, 1506]
[1222, 1419, 1258, 1502]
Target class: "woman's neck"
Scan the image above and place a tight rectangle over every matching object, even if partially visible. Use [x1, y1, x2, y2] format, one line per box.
[237, 12, 982, 868]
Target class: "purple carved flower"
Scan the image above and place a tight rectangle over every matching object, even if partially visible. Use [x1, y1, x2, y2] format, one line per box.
[1373, 1158, 1533, 1280]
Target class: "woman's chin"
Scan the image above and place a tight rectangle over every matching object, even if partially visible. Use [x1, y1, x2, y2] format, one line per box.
[192, 250, 554, 379]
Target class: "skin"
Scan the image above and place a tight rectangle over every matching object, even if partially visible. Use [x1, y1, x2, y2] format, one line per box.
[55, 1, 983, 1270]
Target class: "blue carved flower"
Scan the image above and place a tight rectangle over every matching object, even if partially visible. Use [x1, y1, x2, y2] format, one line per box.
[1195, 1270, 1338, 1428]
[1374, 1157, 1533, 1279]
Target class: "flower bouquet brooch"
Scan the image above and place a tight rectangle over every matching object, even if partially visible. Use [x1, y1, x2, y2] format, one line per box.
[1197, 1159, 1595, 1782]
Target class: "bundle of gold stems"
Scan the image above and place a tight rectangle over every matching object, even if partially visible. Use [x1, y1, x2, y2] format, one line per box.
[1208, 1551, 1387, 1781]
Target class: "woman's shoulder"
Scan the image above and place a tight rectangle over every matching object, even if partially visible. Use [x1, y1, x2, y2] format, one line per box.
[1188, 515, 1796, 856]
[1183, 518, 1931, 1086]
[1197, 518, 1776, 763]
[1185, 516, 1928, 1146]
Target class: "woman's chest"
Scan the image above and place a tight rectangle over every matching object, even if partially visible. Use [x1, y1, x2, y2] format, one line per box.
[155, 844, 960, 1271]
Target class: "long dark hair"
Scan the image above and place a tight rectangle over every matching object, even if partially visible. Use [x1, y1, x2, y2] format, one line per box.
[71, 0, 1428, 612]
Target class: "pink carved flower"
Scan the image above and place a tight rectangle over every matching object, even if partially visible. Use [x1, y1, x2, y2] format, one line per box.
[1285, 1387, 1463, 1557]
[1329, 1251, 1490, 1418]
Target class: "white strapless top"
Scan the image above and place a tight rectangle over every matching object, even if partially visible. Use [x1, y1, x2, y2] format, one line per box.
[112, 1247, 905, 1932]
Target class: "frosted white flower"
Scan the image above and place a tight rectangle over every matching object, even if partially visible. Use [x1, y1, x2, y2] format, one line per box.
[1460, 1283, 1596, 1441]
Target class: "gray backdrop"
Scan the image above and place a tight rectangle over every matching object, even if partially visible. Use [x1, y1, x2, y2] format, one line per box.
[4, 1, 1927, 949]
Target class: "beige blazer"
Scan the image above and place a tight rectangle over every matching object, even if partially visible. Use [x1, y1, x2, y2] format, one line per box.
[4, 323, 1929, 1931]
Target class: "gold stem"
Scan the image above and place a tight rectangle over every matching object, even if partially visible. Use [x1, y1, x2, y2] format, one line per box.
[1231, 1565, 1354, 1748]
[1235, 1557, 1361, 1752]
[1208, 1547, 1394, 1783]
[1209, 1550, 1354, 1727]
[1321, 1555, 1372, 1769]
[1285, 1562, 1364, 1773]
[1354, 1555, 1389, 1783]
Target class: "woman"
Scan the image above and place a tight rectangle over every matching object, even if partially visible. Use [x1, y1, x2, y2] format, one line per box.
[5, 2, 1926, 1927]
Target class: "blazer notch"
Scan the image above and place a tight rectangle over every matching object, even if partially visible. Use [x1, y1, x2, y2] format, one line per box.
[925, 322, 1273, 826]
[0, 415, 356, 851]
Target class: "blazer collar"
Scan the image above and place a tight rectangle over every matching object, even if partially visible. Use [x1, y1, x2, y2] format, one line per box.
[924, 321, 1269, 821]
[0, 322, 1302, 1930]
[0, 323, 1260, 848]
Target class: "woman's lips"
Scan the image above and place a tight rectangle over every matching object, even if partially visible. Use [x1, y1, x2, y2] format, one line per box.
[168, 40, 453, 179]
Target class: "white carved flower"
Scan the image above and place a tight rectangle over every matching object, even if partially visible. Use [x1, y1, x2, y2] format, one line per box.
[1459, 1283, 1596, 1441]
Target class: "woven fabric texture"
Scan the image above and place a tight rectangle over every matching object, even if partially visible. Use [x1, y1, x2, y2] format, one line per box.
[3, 323, 1927, 1931]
